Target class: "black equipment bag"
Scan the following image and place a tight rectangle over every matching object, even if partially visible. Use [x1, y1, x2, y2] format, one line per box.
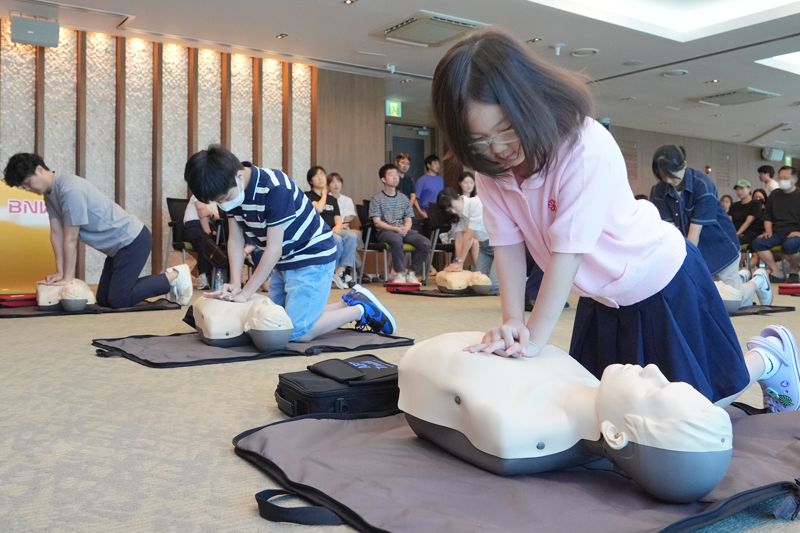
[275, 354, 399, 417]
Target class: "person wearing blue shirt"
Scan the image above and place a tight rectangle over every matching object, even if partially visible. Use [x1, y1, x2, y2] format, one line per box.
[649, 145, 771, 308]
[184, 145, 396, 339]
[413, 154, 444, 219]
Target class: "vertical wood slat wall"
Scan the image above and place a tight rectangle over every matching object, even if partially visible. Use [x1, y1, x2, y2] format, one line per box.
[7, 23, 315, 279]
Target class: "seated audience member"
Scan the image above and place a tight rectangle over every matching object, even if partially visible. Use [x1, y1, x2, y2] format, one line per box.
[183, 195, 220, 289]
[751, 166, 800, 283]
[395, 153, 415, 207]
[758, 165, 779, 194]
[719, 194, 732, 214]
[753, 188, 768, 205]
[729, 180, 764, 246]
[327, 171, 363, 274]
[438, 187, 498, 294]
[458, 170, 477, 198]
[305, 166, 357, 289]
[650, 145, 771, 307]
[3, 153, 192, 308]
[369, 163, 431, 283]
[184, 145, 396, 339]
[413, 154, 444, 220]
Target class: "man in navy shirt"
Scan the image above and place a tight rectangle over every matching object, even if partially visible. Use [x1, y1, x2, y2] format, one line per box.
[751, 166, 800, 282]
[184, 146, 396, 339]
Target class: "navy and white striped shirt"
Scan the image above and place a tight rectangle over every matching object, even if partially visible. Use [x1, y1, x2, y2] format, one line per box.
[229, 163, 336, 270]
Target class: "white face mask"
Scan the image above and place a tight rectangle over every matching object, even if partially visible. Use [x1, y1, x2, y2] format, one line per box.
[779, 179, 794, 191]
[671, 167, 686, 181]
[219, 181, 244, 211]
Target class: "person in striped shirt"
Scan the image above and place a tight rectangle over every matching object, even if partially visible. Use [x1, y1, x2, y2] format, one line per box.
[184, 145, 396, 340]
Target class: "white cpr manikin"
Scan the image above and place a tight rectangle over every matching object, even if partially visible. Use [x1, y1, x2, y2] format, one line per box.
[436, 271, 493, 294]
[398, 332, 733, 503]
[37, 279, 96, 311]
[192, 294, 293, 352]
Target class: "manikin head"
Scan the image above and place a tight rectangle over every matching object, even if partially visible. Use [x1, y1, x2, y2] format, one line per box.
[192, 294, 293, 351]
[597, 364, 732, 502]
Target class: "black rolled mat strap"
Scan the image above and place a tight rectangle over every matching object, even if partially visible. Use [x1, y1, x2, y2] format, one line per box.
[730, 304, 796, 317]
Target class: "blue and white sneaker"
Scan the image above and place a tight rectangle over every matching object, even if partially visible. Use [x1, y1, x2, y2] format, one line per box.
[738, 268, 751, 283]
[342, 284, 397, 335]
[752, 268, 773, 306]
[747, 325, 800, 413]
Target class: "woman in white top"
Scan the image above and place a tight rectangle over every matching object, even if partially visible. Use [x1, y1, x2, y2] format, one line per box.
[183, 195, 219, 289]
[327, 172, 363, 274]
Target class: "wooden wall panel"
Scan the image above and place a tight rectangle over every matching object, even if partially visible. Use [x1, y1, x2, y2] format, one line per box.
[316, 68, 384, 206]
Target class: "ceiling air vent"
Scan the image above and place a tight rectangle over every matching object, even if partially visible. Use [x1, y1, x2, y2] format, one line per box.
[383, 10, 487, 47]
[697, 87, 781, 106]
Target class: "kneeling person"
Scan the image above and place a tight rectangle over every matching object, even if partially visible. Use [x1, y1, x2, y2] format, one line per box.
[3, 153, 192, 308]
[184, 145, 396, 340]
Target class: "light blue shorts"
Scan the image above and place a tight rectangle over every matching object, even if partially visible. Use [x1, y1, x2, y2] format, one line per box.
[269, 260, 336, 340]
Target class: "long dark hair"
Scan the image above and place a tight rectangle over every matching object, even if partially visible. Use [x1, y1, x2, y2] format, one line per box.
[432, 28, 592, 177]
[458, 171, 477, 197]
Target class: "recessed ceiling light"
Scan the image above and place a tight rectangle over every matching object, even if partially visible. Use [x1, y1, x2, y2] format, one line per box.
[344, 0, 357, 3]
[274, 33, 288, 39]
[661, 69, 689, 77]
[705, 79, 719, 84]
[399, 78, 411, 84]
[782, 126, 793, 131]
[619, 96, 637, 101]
[571, 47, 599, 57]
[664, 105, 680, 111]
[623, 59, 643, 66]
[526, 37, 542, 43]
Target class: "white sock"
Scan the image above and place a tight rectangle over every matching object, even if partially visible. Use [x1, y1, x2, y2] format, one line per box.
[355, 305, 365, 320]
[754, 348, 781, 381]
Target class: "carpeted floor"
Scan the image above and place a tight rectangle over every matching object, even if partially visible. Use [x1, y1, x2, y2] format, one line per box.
[0, 285, 797, 532]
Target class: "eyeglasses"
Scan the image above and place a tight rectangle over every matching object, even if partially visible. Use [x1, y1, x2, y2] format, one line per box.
[468, 129, 519, 155]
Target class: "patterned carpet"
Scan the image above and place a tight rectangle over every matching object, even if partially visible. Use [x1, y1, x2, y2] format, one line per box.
[1, 287, 796, 532]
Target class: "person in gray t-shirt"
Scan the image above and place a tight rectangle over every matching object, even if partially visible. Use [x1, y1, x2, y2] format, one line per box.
[3, 153, 192, 308]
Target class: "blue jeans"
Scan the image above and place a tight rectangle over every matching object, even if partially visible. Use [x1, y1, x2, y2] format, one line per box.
[332, 231, 358, 271]
[268, 261, 336, 340]
[750, 233, 800, 254]
[476, 239, 499, 294]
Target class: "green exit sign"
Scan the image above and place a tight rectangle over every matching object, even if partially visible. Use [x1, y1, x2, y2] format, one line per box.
[386, 99, 402, 117]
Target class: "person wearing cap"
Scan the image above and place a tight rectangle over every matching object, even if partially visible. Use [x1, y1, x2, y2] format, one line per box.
[750, 166, 800, 283]
[730, 178, 765, 269]
[650, 145, 772, 309]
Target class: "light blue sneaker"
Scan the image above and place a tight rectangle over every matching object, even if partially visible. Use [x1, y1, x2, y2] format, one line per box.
[753, 268, 773, 306]
[747, 325, 800, 413]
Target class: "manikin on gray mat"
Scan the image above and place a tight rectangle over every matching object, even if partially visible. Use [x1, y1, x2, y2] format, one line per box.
[399, 332, 735, 503]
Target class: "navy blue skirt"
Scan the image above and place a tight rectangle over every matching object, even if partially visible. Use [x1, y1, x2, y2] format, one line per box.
[569, 242, 750, 402]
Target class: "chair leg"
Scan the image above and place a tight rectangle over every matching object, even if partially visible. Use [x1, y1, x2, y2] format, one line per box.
[358, 249, 366, 284]
[383, 251, 388, 282]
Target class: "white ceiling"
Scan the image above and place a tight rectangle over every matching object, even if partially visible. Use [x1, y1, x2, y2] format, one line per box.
[4, 0, 800, 153]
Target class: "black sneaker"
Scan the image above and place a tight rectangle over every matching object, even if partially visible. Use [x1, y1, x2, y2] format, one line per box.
[788, 273, 800, 284]
[342, 285, 397, 335]
[769, 273, 787, 283]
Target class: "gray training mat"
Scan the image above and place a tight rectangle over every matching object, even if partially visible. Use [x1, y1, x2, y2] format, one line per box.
[730, 304, 796, 317]
[0, 298, 181, 319]
[233, 410, 800, 533]
[92, 329, 414, 368]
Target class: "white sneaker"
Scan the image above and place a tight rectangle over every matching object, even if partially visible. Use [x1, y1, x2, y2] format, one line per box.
[753, 268, 773, 306]
[405, 271, 419, 284]
[747, 325, 800, 413]
[196, 273, 210, 290]
[738, 268, 751, 283]
[332, 272, 348, 290]
[167, 264, 193, 306]
[391, 273, 406, 283]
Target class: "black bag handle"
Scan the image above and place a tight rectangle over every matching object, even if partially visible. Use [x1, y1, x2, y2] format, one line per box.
[255, 489, 343, 526]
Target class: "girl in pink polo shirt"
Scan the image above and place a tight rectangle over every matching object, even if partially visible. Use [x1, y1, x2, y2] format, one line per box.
[430, 29, 799, 412]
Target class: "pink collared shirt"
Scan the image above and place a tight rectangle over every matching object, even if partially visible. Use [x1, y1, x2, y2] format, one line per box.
[477, 118, 686, 308]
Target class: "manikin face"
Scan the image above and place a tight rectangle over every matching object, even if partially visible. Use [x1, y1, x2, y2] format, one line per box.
[310, 169, 327, 190]
[382, 168, 400, 188]
[396, 158, 411, 175]
[20, 165, 53, 195]
[597, 364, 731, 452]
[466, 102, 524, 170]
[328, 178, 342, 196]
[459, 176, 476, 196]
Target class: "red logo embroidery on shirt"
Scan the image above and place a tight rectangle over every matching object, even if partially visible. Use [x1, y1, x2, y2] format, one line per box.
[547, 199, 557, 212]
